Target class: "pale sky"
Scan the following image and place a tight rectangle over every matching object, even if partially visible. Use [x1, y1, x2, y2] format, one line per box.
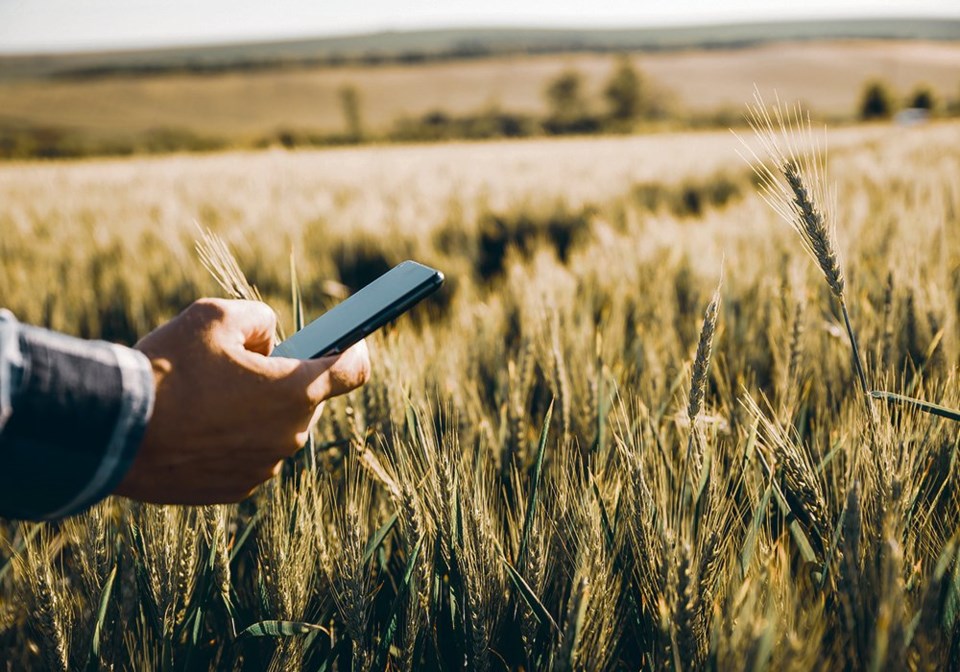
[0, 0, 958, 54]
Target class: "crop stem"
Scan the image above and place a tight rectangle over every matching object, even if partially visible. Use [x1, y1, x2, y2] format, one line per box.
[839, 299, 869, 397]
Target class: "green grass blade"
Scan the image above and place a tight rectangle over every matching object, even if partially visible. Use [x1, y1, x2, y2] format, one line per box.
[591, 476, 616, 552]
[190, 604, 205, 647]
[501, 552, 560, 635]
[756, 451, 819, 567]
[91, 562, 118, 658]
[741, 419, 758, 469]
[558, 579, 589, 670]
[363, 512, 398, 565]
[229, 510, 261, 564]
[289, 251, 304, 332]
[289, 253, 315, 469]
[741, 478, 774, 577]
[870, 390, 960, 423]
[222, 589, 239, 639]
[591, 364, 609, 455]
[518, 398, 553, 568]
[372, 538, 424, 671]
[237, 620, 330, 639]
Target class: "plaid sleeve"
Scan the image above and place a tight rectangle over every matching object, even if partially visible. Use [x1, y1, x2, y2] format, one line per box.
[0, 310, 155, 520]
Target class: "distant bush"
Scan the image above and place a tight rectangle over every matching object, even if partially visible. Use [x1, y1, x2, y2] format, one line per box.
[950, 86, 960, 116]
[390, 108, 538, 142]
[603, 55, 644, 125]
[475, 204, 594, 279]
[0, 124, 225, 160]
[908, 85, 936, 112]
[137, 127, 226, 154]
[541, 114, 601, 135]
[859, 80, 896, 120]
[632, 172, 746, 218]
[338, 84, 364, 142]
[543, 69, 600, 135]
[255, 127, 365, 149]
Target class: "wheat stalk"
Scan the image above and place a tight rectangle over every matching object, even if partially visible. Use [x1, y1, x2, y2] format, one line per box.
[740, 93, 870, 398]
[24, 529, 69, 672]
[687, 283, 721, 424]
[676, 277, 722, 530]
[201, 505, 232, 603]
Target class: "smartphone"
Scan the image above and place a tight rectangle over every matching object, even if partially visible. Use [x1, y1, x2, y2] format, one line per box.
[270, 260, 444, 359]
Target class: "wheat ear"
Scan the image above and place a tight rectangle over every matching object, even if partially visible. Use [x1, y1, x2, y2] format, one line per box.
[740, 93, 869, 397]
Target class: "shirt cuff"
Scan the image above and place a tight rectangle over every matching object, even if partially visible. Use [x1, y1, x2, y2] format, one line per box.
[0, 310, 24, 431]
[0, 312, 155, 520]
[43, 343, 155, 519]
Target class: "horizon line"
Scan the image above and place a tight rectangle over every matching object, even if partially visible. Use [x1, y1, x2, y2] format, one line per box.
[1, 13, 958, 58]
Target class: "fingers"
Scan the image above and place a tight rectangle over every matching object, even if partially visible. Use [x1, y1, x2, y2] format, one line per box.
[314, 340, 371, 400]
[225, 300, 278, 356]
[266, 340, 371, 407]
[191, 298, 277, 356]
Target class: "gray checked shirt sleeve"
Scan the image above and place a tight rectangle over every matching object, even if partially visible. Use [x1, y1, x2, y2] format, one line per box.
[0, 309, 155, 520]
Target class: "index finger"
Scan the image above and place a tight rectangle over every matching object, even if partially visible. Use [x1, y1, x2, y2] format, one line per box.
[303, 340, 371, 403]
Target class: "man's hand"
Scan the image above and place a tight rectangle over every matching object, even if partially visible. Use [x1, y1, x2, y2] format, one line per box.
[115, 298, 369, 505]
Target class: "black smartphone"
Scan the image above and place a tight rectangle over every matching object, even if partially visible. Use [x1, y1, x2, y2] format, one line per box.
[270, 260, 444, 359]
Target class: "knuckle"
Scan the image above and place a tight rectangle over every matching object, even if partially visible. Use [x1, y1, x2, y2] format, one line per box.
[187, 297, 228, 322]
[257, 302, 278, 327]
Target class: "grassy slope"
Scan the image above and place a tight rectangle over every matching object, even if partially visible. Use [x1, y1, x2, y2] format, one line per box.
[0, 41, 958, 141]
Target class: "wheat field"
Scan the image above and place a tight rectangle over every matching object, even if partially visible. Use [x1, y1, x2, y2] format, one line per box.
[1, 114, 960, 670]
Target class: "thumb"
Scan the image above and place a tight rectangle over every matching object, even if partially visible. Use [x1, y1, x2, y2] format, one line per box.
[273, 339, 371, 406]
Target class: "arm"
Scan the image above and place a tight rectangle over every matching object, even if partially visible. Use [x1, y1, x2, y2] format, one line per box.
[0, 300, 370, 520]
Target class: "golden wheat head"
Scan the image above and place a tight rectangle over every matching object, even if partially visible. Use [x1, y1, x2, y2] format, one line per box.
[740, 92, 844, 300]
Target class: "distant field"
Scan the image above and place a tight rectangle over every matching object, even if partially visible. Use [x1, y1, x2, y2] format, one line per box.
[0, 40, 957, 142]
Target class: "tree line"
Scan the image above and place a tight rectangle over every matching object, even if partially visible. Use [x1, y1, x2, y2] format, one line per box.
[2, 57, 957, 159]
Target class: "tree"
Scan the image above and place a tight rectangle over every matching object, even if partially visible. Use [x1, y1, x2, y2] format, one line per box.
[909, 86, 936, 111]
[545, 70, 586, 120]
[543, 69, 598, 134]
[859, 80, 895, 120]
[338, 85, 363, 141]
[604, 55, 643, 123]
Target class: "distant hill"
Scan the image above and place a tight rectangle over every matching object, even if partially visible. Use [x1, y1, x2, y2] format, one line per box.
[1, 18, 959, 81]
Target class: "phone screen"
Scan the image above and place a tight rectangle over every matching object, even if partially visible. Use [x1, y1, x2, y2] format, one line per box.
[270, 260, 443, 359]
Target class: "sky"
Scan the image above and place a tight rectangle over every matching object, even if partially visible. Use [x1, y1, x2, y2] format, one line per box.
[0, 0, 958, 54]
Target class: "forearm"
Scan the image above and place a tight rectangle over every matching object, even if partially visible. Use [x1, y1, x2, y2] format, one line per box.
[0, 310, 154, 520]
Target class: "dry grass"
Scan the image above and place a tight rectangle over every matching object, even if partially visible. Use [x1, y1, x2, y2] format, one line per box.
[1, 115, 960, 669]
